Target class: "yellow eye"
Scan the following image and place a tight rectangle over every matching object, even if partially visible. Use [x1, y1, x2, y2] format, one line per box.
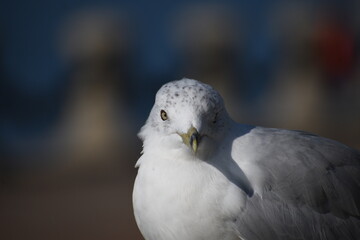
[160, 110, 168, 121]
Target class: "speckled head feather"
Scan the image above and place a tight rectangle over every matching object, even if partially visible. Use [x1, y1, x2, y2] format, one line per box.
[156, 78, 224, 114]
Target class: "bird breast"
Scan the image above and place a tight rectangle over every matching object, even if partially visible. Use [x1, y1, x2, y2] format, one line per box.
[133, 153, 246, 240]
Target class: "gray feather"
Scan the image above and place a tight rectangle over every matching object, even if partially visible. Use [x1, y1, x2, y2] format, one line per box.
[233, 127, 360, 239]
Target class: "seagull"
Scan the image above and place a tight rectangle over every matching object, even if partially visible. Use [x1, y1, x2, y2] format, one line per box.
[132, 78, 360, 240]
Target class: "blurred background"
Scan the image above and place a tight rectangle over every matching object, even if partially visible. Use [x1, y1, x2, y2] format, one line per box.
[0, 0, 359, 239]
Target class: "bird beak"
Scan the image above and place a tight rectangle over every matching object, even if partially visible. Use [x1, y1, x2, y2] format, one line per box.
[179, 127, 200, 153]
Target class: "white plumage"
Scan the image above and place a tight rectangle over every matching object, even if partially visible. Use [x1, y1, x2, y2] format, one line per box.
[133, 78, 360, 240]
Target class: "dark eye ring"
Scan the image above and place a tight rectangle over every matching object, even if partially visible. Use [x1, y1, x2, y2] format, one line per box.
[160, 110, 168, 121]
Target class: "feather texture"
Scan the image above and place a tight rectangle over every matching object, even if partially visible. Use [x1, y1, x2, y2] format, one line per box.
[230, 127, 360, 239]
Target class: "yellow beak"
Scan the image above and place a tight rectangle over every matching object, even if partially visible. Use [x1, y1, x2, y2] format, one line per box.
[179, 127, 200, 153]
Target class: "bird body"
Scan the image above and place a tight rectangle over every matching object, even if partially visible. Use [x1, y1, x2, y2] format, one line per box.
[133, 79, 360, 240]
[133, 124, 246, 240]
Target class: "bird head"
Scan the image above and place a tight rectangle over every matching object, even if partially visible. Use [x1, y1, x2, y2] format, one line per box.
[138, 78, 231, 159]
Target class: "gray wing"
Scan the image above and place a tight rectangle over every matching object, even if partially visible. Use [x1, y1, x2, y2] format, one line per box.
[232, 127, 360, 240]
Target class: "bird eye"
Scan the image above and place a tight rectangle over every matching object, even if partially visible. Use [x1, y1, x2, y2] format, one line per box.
[160, 110, 168, 121]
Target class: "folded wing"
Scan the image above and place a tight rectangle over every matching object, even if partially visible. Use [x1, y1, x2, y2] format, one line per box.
[232, 127, 360, 240]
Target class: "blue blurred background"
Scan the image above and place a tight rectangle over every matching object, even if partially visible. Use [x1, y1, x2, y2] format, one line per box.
[1, 0, 359, 239]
